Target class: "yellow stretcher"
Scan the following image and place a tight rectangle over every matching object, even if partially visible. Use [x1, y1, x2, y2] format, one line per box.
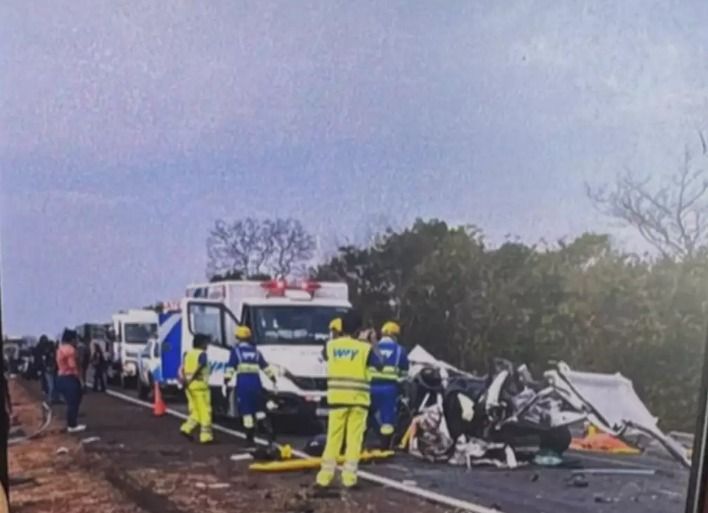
[249, 450, 395, 472]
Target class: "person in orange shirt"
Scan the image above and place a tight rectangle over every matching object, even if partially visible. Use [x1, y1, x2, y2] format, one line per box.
[55, 329, 86, 433]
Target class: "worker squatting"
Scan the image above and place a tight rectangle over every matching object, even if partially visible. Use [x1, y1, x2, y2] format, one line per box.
[177, 311, 409, 489]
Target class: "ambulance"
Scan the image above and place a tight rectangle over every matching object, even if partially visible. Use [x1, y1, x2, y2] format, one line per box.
[148, 279, 351, 422]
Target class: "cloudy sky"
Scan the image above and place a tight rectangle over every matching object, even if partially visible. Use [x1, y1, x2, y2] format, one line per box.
[1, 1, 707, 335]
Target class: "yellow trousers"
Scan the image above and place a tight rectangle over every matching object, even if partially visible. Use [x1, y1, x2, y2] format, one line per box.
[180, 384, 213, 443]
[316, 406, 368, 488]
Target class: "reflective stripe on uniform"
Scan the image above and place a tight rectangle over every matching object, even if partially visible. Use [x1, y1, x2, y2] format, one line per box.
[368, 364, 402, 381]
[320, 459, 336, 472]
[237, 363, 260, 373]
[327, 378, 370, 391]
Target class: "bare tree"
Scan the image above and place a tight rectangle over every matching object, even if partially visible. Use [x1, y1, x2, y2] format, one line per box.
[206, 217, 315, 279]
[266, 218, 316, 277]
[587, 135, 708, 259]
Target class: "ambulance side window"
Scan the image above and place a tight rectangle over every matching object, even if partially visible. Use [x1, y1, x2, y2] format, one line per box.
[188, 303, 226, 347]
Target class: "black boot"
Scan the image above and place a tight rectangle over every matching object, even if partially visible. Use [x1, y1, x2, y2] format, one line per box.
[379, 433, 393, 451]
[257, 417, 276, 444]
[245, 428, 256, 447]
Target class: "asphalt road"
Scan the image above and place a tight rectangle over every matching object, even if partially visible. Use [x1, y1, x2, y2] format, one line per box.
[77, 385, 690, 513]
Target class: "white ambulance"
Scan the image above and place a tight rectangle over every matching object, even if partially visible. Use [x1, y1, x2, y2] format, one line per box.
[157, 279, 351, 423]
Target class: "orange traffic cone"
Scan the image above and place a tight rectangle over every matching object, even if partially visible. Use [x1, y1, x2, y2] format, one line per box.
[153, 382, 166, 417]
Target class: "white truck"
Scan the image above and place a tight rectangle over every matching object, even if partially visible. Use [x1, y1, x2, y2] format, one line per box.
[111, 309, 158, 388]
[149, 279, 350, 424]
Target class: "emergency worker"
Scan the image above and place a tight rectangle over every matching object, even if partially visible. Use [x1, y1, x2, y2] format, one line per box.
[179, 334, 213, 443]
[224, 326, 277, 445]
[316, 310, 381, 490]
[328, 318, 342, 340]
[369, 321, 409, 449]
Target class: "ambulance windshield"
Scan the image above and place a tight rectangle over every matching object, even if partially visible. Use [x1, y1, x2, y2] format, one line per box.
[251, 305, 349, 345]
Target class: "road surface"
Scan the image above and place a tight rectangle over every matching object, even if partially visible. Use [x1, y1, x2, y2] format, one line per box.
[48, 383, 693, 513]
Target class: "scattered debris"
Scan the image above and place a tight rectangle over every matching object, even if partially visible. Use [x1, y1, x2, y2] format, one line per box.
[594, 494, 616, 504]
[81, 436, 101, 445]
[571, 427, 640, 455]
[568, 475, 589, 488]
[55, 446, 69, 455]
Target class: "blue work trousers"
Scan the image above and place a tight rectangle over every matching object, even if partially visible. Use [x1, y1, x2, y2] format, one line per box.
[370, 383, 399, 435]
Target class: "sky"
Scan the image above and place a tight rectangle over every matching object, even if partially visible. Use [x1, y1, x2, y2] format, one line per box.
[1, 1, 708, 335]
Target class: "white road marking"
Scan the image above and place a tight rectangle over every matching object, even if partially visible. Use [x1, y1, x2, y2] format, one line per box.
[104, 388, 501, 513]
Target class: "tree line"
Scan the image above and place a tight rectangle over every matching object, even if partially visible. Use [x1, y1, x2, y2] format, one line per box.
[315, 221, 706, 431]
[206, 144, 708, 431]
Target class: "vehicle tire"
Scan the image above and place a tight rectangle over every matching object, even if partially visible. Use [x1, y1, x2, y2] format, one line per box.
[137, 376, 151, 400]
[539, 426, 572, 455]
[121, 375, 137, 389]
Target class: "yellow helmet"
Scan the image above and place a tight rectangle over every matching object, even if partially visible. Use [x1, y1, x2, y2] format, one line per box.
[329, 318, 342, 334]
[235, 325, 252, 341]
[381, 321, 401, 336]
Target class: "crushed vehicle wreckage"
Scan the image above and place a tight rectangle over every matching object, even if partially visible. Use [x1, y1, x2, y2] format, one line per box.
[396, 345, 691, 469]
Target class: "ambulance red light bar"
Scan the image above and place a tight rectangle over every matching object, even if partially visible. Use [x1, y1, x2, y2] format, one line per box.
[260, 279, 321, 297]
[261, 279, 287, 296]
[300, 280, 321, 294]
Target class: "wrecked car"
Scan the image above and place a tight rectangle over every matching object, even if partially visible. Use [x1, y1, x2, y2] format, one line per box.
[398, 346, 690, 469]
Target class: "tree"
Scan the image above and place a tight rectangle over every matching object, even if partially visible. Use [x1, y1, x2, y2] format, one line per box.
[587, 135, 708, 259]
[206, 217, 315, 279]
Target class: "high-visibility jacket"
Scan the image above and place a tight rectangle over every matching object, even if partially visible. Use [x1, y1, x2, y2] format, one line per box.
[183, 348, 209, 389]
[368, 337, 409, 385]
[324, 337, 373, 407]
[225, 342, 274, 390]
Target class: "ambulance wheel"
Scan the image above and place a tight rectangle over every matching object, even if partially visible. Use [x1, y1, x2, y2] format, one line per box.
[138, 376, 152, 400]
[121, 375, 137, 389]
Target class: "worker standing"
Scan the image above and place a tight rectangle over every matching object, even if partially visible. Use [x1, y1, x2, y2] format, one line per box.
[316, 311, 381, 490]
[369, 321, 409, 449]
[179, 334, 213, 444]
[224, 326, 277, 446]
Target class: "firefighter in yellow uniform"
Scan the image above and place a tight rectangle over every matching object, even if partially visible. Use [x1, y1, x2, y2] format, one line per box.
[316, 311, 381, 489]
[179, 334, 213, 444]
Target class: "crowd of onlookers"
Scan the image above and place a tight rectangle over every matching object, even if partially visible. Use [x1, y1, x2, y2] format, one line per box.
[31, 329, 109, 432]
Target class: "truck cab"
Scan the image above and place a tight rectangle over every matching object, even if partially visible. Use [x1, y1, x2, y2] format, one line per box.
[156, 279, 350, 423]
[75, 323, 109, 353]
[112, 309, 158, 388]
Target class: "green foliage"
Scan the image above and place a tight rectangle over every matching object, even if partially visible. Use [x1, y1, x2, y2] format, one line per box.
[317, 219, 707, 431]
